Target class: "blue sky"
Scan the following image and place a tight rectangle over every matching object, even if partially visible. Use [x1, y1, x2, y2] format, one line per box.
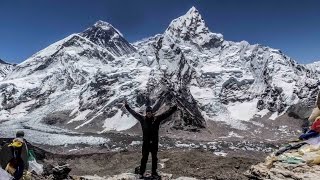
[0, 0, 319, 64]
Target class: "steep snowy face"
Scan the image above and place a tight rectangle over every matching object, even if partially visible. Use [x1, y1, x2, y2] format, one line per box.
[0, 34, 117, 127]
[80, 20, 136, 57]
[183, 40, 319, 127]
[5, 34, 115, 81]
[163, 6, 223, 49]
[133, 34, 163, 67]
[133, 22, 209, 129]
[141, 37, 206, 129]
[0, 59, 14, 80]
[0, 29, 161, 135]
[216, 44, 318, 113]
[137, 7, 320, 129]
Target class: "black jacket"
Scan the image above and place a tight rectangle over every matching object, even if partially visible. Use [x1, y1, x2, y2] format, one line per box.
[125, 104, 177, 143]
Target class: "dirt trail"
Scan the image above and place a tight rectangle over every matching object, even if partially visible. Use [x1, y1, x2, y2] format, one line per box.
[43, 149, 264, 179]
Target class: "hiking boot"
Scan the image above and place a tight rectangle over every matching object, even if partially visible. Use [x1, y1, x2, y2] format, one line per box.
[134, 166, 140, 174]
[152, 172, 161, 179]
[138, 174, 144, 179]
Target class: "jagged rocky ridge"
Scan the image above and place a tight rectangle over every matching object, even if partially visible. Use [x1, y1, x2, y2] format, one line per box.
[0, 59, 14, 81]
[0, 6, 319, 141]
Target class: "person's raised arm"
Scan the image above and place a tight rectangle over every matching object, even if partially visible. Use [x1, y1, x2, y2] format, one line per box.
[155, 105, 178, 122]
[123, 100, 144, 122]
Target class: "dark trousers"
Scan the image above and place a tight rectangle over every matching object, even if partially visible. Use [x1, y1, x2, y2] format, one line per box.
[140, 141, 158, 175]
[12, 159, 24, 180]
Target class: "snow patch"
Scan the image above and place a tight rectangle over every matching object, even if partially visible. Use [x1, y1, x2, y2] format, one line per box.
[101, 110, 138, 132]
[129, 141, 142, 146]
[68, 109, 92, 123]
[214, 152, 228, 157]
[227, 100, 259, 121]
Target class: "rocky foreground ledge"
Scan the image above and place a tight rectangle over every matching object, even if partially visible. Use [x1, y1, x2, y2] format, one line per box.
[246, 140, 320, 180]
[24, 171, 197, 180]
[246, 162, 320, 180]
[76, 173, 197, 180]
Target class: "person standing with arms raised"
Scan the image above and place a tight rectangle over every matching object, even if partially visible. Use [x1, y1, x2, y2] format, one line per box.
[123, 100, 177, 179]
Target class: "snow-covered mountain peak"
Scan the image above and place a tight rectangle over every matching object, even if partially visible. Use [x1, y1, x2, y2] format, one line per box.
[188, 6, 197, 12]
[163, 7, 223, 48]
[185, 6, 201, 19]
[93, 20, 123, 37]
[80, 21, 136, 57]
[165, 6, 207, 36]
[5, 33, 115, 81]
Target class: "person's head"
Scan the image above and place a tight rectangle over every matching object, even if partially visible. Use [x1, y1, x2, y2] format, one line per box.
[146, 106, 153, 118]
[16, 130, 24, 138]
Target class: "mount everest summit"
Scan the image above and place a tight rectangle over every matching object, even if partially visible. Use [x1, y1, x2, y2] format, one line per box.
[0, 7, 319, 145]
